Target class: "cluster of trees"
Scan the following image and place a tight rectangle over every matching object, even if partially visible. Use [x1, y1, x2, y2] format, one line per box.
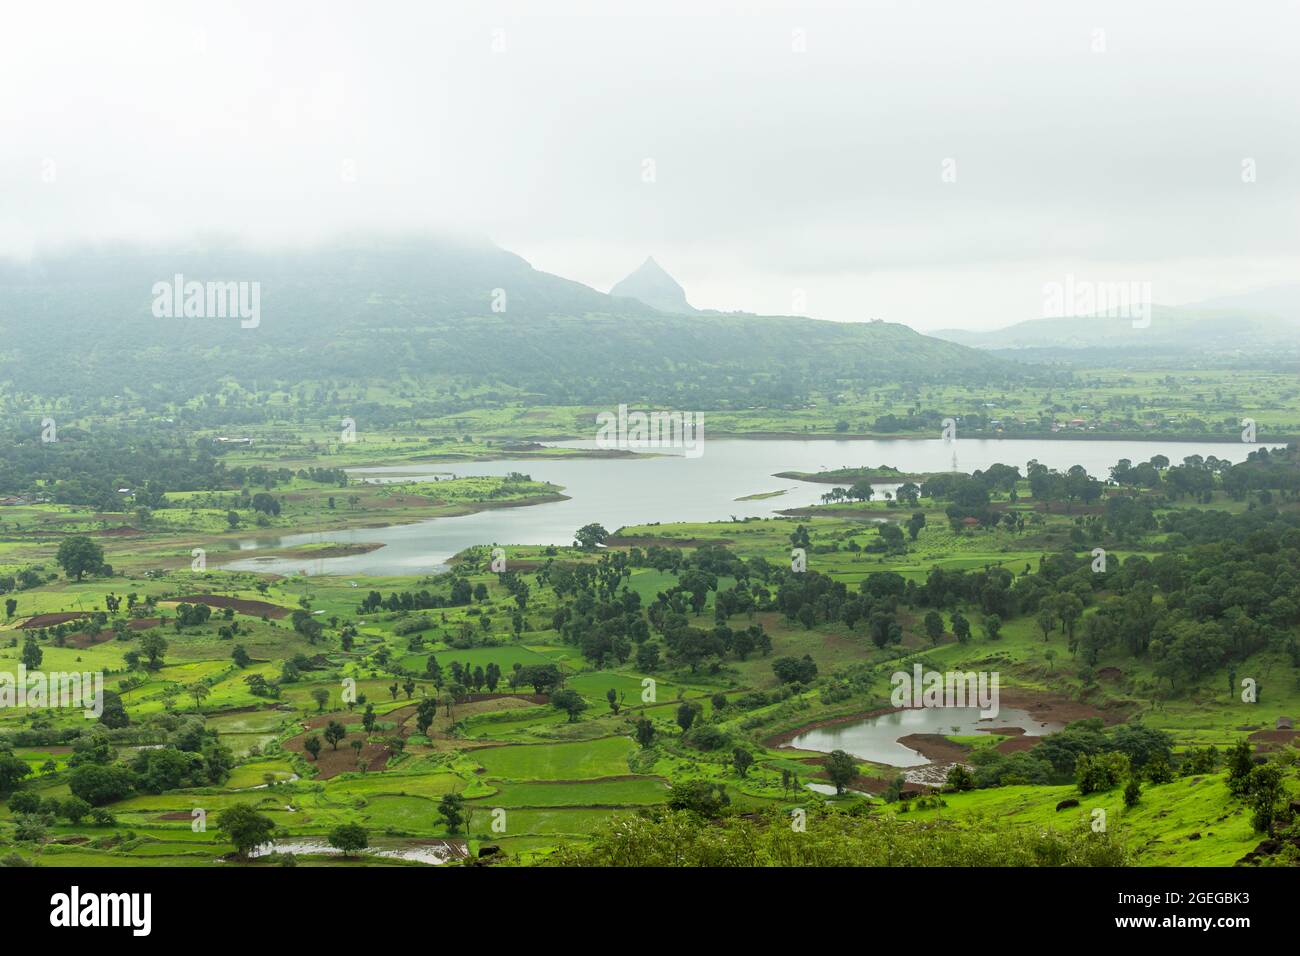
[356, 577, 475, 614]
[9, 724, 235, 808]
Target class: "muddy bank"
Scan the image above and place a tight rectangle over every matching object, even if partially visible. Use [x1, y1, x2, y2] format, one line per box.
[998, 689, 1129, 726]
[896, 733, 971, 765]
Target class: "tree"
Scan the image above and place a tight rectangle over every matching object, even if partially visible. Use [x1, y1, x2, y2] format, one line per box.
[924, 610, 945, 645]
[21, 636, 41, 670]
[216, 804, 276, 860]
[1247, 764, 1286, 836]
[304, 736, 322, 761]
[226, 511, 241, 529]
[945, 764, 975, 792]
[4, 598, 16, 618]
[825, 749, 858, 795]
[1036, 606, 1057, 642]
[878, 523, 905, 553]
[0, 749, 31, 794]
[1225, 739, 1255, 798]
[416, 697, 437, 736]
[605, 688, 624, 715]
[231, 645, 251, 668]
[311, 687, 330, 712]
[982, 613, 1002, 641]
[635, 718, 656, 749]
[438, 793, 467, 833]
[950, 611, 971, 644]
[187, 683, 210, 712]
[1123, 778, 1141, 808]
[60, 797, 92, 824]
[574, 523, 609, 550]
[139, 631, 168, 669]
[772, 655, 818, 685]
[667, 779, 730, 815]
[550, 688, 588, 723]
[328, 823, 369, 857]
[56, 536, 104, 581]
[675, 701, 698, 733]
[906, 511, 927, 540]
[324, 720, 347, 750]
[732, 748, 754, 778]
[68, 763, 134, 805]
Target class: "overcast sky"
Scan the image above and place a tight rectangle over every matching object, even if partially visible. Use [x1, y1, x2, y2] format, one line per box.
[2, 0, 1297, 330]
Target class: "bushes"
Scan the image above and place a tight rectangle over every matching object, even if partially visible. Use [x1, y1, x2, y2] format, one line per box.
[547, 806, 1130, 867]
[68, 763, 135, 806]
[1075, 752, 1132, 795]
[684, 724, 730, 752]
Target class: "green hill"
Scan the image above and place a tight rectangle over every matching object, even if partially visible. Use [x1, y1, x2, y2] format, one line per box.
[0, 238, 1018, 414]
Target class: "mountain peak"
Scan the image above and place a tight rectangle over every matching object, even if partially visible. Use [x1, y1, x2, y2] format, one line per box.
[609, 256, 697, 314]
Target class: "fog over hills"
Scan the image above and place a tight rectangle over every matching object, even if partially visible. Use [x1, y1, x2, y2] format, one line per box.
[932, 285, 1300, 362]
[0, 237, 1023, 413]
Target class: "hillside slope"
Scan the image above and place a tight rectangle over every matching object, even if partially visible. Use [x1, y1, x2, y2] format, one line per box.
[0, 238, 1019, 411]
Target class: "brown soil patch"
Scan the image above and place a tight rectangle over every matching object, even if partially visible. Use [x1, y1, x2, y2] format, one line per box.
[1096, 667, 1123, 682]
[285, 726, 391, 779]
[1248, 729, 1298, 752]
[65, 631, 113, 649]
[897, 733, 970, 764]
[156, 811, 194, 821]
[20, 612, 88, 628]
[165, 595, 290, 618]
[998, 688, 1127, 726]
[995, 735, 1039, 754]
[128, 618, 161, 630]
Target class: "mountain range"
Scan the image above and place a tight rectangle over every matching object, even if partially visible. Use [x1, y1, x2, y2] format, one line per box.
[0, 237, 1020, 413]
[932, 286, 1300, 362]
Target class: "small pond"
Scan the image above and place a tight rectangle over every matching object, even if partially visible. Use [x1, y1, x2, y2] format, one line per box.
[786, 706, 1063, 768]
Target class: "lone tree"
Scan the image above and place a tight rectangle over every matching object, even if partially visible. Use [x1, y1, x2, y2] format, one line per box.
[438, 793, 467, 833]
[21, 636, 42, 670]
[732, 748, 754, 778]
[304, 736, 322, 761]
[824, 749, 858, 795]
[635, 717, 655, 749]
[216, 804, 275, 860]
[574, 523, 609, 551]
[550, 689, 588, 723]
[328, 823, 369, 858]
[56, 536, 104, 582]
[311, 687, 330, 712]
[324, 720, 347, 750]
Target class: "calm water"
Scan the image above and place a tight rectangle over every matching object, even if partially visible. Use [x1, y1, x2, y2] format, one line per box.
[786, 706, 1064, 767]
[222, 436, 1268, 576]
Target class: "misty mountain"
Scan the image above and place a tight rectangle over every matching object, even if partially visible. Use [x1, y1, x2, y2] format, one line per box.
[932, 299, 1300, 363]
[608, 257, 698, 314]
[0, 238, 1019, 417]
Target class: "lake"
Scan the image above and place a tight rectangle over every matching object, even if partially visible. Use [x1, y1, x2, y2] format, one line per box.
[786, 706, 1064, 767]
[222, 436, 1270, 576]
